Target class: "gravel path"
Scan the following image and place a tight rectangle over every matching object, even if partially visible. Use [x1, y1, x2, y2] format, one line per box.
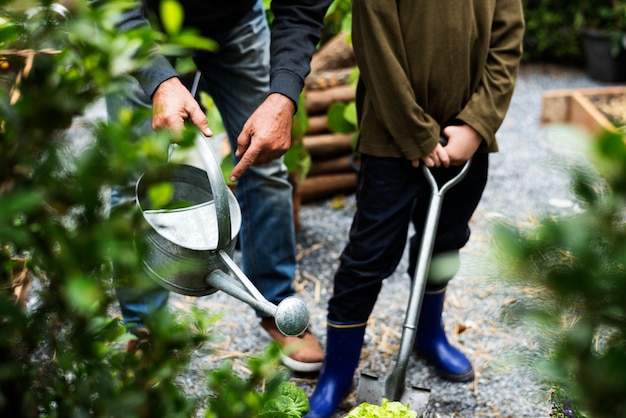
[78, 63, 610, 417]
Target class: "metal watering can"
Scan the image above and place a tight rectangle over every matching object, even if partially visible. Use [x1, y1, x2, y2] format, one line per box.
[135, 135, 310, 337]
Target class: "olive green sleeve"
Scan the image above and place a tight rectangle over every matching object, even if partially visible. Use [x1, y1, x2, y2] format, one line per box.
[351, 0, 439, 159]
[456, 0, 525, 151]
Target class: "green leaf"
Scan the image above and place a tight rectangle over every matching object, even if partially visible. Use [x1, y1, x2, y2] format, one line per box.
[258, 382, 309, 417]
[258, 396, 297, 417]
[283, 140, 311, 183]
[0, 25, 20, 46]
[171, 31, 218, 52]
[147, 181, 174, 209]
[344, 100, 358, 127]
[0, 189, 45, 219]
[174, 56, 197, 74]
[277, 381, 308, 415]
[327, 102, 355, 133]
[200, 91, 225, 135]
[160, 0, 185, 36]
[65, 275, 103, 314]
[292, 93, 309, 139]
[341, 14, 352, 33]
[221, 154, 235, 186]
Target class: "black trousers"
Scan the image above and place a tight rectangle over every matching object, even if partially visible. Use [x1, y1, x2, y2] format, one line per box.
[328, 152, 489, 323]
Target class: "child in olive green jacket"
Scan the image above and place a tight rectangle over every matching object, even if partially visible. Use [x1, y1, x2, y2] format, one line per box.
[306, 0, 524, 416]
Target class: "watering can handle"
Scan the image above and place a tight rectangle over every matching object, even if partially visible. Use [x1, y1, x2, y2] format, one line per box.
[195, 135, 232, 251]
[188, 70, 232, 250]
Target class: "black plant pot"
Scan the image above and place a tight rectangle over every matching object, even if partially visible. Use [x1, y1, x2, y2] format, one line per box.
[582, 29, 626, 83]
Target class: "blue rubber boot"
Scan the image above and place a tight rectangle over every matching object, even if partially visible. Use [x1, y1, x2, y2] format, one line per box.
[414, 285, 474, 382]
[305, 321, 367, 418]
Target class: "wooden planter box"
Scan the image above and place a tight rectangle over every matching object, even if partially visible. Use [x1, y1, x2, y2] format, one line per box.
[541, 85, 626, 134]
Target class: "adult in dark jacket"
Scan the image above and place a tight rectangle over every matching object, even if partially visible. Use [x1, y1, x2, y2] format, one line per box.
[108, 0, 332, 373]
[305, 0, 525, 415]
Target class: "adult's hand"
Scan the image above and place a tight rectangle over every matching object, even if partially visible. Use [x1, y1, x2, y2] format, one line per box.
[229, 93, 295, 182]
[151, 77, 212, 138]
[441, 124, 482, 166]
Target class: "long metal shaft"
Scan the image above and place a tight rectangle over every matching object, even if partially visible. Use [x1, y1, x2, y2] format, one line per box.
[386, 161, 472, 401]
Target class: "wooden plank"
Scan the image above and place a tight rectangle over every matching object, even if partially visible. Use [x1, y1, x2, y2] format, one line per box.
[540, 90, 572, 126]
[298, 172, 357, 203]
[569, 92, 617, 134]
[303, 132, 355, 158]
[306, 114, 328, 135]
[305, 84, 355, 115]
[308, 154, 354, 176]
[541, 86, 626, 134]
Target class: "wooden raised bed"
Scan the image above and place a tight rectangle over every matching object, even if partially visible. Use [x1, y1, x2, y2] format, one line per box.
[541, 85, 626, 134]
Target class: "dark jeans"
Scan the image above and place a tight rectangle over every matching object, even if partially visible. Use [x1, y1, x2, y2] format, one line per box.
[328, 152, 489, 323]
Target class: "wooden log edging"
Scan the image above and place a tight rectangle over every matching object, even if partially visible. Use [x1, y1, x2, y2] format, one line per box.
[303, 133, 354, 158]
[298, 172, 358, 203]
[291, 34, 360, 211]
[305, 84, 356, 115]
[309, 31, 355, 75]
[307, 154, 354, 177]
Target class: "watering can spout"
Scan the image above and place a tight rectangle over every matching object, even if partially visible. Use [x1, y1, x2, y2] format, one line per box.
[205, 252, 310, 337]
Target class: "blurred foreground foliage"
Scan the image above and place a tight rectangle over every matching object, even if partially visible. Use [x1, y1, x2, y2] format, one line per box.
[0, 0, 297, 416]
[495, 128, 626, 418]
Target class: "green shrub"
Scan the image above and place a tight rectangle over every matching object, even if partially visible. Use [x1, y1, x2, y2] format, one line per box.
[0, 1, 298, 416]
[495, 129, 626, 418]
[522, 0, 584, 63]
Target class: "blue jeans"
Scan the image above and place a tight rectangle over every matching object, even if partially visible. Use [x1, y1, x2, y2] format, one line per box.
[107, 0, 296, 328]
[328, 153, 489, 323]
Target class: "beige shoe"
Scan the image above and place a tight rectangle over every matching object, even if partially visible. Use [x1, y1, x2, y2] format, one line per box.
[260, 317, 324, 373]
[126, 327, 151, 356]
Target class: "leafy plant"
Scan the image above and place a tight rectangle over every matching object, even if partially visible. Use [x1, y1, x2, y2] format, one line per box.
[0, 1, 211, 415]
[495, 129, 626, 418]
[284, 93, 313, 184]
[205, 344, 309, 417]
[522, 0, 584, 63]
[574, 0, 626, 34]
[345, 398, 417, 417]
[574, 0, 626, 56]
[325, 65, 359, 154]
[549, 386, 587, 418]
[321, 0, 352, 44]
[0, 1, 300, 417]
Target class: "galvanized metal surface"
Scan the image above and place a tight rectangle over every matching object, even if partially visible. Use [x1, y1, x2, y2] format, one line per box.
[136, 135, 310, 336]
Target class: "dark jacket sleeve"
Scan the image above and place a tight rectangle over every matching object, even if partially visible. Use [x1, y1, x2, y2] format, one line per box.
[116, 0, 333, 104]
[268, 0, 333, 106]
[115, 5, 179, 99]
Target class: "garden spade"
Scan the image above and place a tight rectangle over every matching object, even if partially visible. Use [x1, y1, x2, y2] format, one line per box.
[356, 149, 472, 412]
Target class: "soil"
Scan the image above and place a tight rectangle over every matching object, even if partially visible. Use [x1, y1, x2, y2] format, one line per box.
[590, 93, 626, 129]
